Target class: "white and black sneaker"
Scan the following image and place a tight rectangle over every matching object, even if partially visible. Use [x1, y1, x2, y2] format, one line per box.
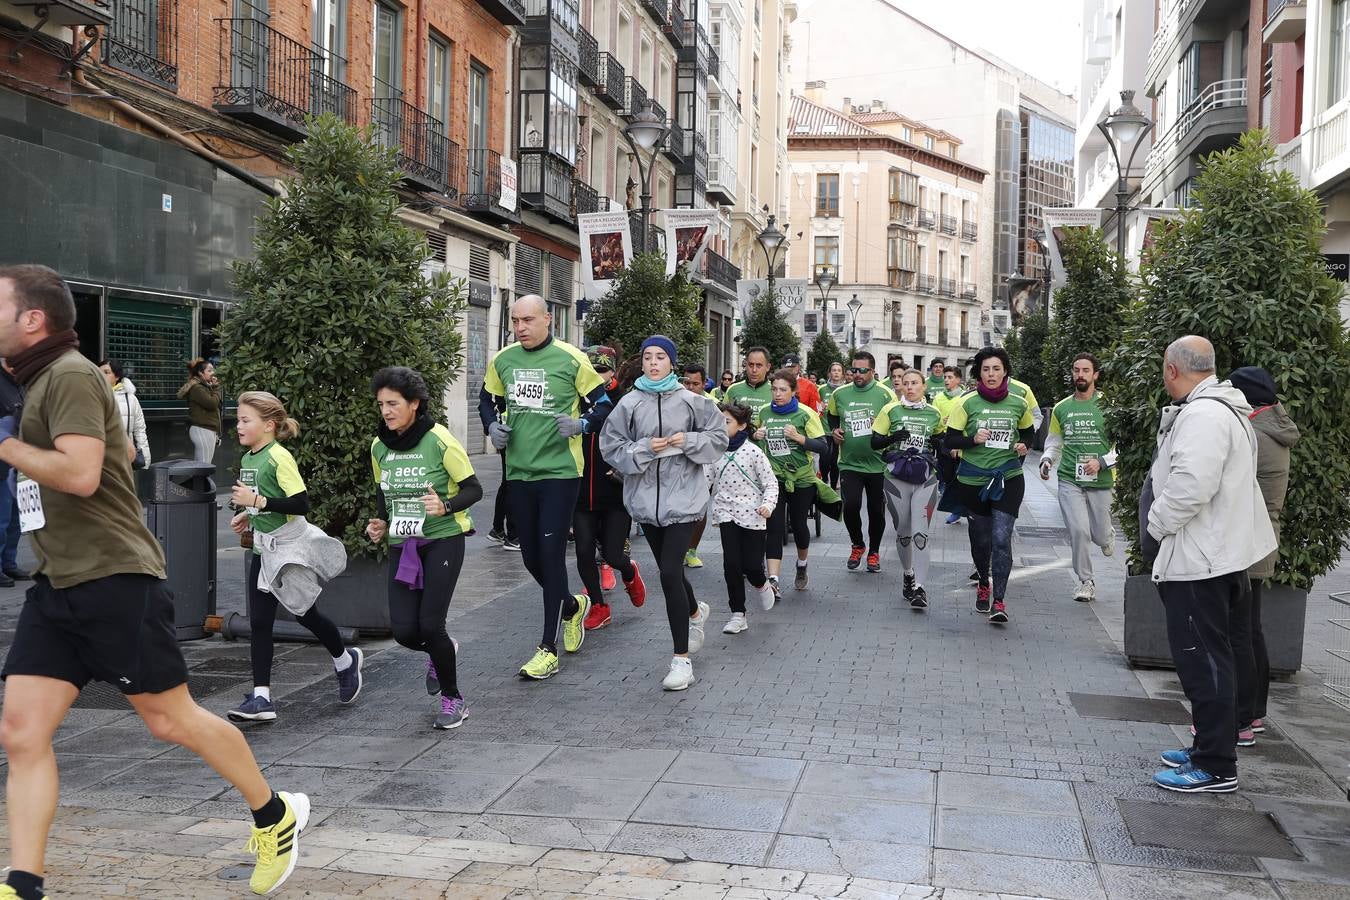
[902, 571, 916, 602]
[1073, 580, 1095, 603]
[909, 586, 928, 609]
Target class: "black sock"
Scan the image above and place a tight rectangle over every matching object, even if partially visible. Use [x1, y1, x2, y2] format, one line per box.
[7, 870, 44, 900]
[252, 792, 286, 829]
[542, 641, 557, 655]
[562, 595, 579, 618]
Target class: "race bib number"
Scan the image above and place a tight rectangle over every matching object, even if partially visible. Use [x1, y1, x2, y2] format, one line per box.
[390, 499, 426, 539]
[510, 369, 547, 410]
[984, 420, 1013, 450]
[1075, 456, 1098, 482]
[767, 437, 791, 457]
[900, 426, 927, 452]
[239, 468, 259, 517]
[17, 475, 43, 533]
[846, 411, 873, 438]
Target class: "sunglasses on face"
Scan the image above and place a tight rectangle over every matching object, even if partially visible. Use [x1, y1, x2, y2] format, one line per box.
[848, 366, 871, 374]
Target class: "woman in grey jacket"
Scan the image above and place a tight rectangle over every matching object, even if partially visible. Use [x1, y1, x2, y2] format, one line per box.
[600, 335, 729, 690]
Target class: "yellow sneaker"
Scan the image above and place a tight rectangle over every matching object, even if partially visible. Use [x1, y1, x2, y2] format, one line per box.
[518, 646, 559, 680]
[562, 593, 590, 654]
[0, 885, 42, 899]
[247, 790, 310, 895]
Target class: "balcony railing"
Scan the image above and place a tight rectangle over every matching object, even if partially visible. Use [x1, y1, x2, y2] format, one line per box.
[649, 98, 667, 126]
[680, 19, 709, 71]
[939, 214, 957, 234]
[708, 47, 720, 82]
[519, 150, 574, 222]
[938, 278, 956, 297]
[371, 95, 449, 193]
[624, 77, 648, 118]
[704, 248, 740, 291]
[578, 28, 598, 87]
[664, 120, 685, 164]
[915, 325, 928, 343]
[476, 0, 525, 25]
[960, 282, 977, 300]
[1263, 0, 1306, 42]
[938, 327, 949, 345]
[887, 268, 914, 290]
[461, 148, 514, 218]
[916, 275, 935, 294]
[664, 0, 684, 48]
[214, 18, 357, 139]
[103, 0, 178, 89]
[961, 221, 977, 242]
[917, 209, 935, 230]
[640, 0, 668, 28]
[1144, 78, 1247, 178]
[595, 53, 625, 109]
[684, 129, 708, 172]
[889, 201, 915, 226]
[574, 178, 600, 215]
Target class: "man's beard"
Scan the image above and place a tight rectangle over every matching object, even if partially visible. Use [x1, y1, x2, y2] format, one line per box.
[1074, 379, 1090, 392]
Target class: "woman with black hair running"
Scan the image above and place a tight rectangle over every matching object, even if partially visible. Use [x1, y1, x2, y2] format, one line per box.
[754, 369, 828, 595]
[366, 367, 482, 729]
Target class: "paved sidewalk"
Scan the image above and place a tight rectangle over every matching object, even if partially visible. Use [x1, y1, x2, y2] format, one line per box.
[1, 454, 1348, 899]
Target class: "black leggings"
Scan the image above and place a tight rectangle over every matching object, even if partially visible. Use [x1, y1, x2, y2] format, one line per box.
[388, 535, 465, 697]
[508, 477, 582, 650]
[574, 506, 635, 602]
[247, 552, 346, 688]
[820, 441, 839, 489]
[1250, 580, 1270, 720]
[642, 521, 699, 654]
[841, 470, 886, 552]
[720, 523, 767, 613]
[766, 482, 815, 560]
[492, 450, 515, 539]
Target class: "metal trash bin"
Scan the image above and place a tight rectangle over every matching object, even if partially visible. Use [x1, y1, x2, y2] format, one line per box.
[144, 460, 217, 640]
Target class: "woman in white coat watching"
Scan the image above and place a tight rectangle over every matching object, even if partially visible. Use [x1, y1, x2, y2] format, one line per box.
[100, 358, 151, 469]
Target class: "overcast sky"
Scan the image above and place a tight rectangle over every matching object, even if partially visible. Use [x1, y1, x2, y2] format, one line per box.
[877, 0, 1084, 95]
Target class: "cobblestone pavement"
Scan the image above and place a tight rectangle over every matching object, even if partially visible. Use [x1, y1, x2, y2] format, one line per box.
[1, 454, 1348, 899]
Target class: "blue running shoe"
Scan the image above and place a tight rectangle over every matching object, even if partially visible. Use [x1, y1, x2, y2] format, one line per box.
[1153, 762, 1237, 793]
[945, 512, 961, 525]
[228, 693, 277, 722]
[1160, 748, 1192, 768]
[336, 647, 363, 704]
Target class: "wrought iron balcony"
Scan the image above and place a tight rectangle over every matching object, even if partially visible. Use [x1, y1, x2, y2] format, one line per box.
[574, 178, 600, 216]
[664, 0, 684, 49]
[915, 325, 927, 343]
[578, 28, 598, 87]
[937, 278, 956, 298]
[961, 221, 978, 242]
[214, 18, 357, 139]
[703, 248, 740, 291]
[461, 148, 517, 221]
[371, 95, 449, 193]
[639, 0, 668, 29]
[679, 129, 708, 174]
[595, 53, 625, 109]
[938, 327, 949, 345]
[649, 98, 667, 126]
[519, 150, 575, 223]
[624, 77, 648, 118]
[916, 275, 935, 294]
[664, 120, 685, 164]
[939, 214, 957, 235]
[102, 0, 177, 90]
[679, 19, 709, 71]
[476, 0, 525, 26]
[917, 209, 935, 230]
[960, 282, 977, 300]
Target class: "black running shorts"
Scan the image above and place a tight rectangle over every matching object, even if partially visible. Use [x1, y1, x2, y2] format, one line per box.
[954, 475, 1026, 518]
[2, 574, 188, 695]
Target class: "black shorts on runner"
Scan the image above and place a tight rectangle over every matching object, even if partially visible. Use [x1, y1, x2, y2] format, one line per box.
[2, 574, 188, 695]
[954, 475, 1026, 518]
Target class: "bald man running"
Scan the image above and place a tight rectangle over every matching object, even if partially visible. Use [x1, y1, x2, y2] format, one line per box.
[480, 297, 613, 680]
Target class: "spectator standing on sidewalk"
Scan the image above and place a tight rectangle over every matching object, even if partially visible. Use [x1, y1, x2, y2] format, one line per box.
[1229, 366, 1299, 736]
[1148, 336, 1274, 794]
[178, 357, 222, 464]
[0, 363, 27, 588]
[99, 359, 150, 471]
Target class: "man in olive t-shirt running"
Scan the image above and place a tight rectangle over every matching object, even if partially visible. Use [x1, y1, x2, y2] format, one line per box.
[0, 265, 308, 898]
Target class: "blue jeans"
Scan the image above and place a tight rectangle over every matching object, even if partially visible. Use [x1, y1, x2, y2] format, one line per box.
[0, 465, 21, 570]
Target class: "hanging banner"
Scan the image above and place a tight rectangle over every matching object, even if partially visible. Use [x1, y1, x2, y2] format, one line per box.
[578, 210, 634, 300]
[499, 157, 518, 212]
[661, 208, 717, 277]
[1129, 208, 1182, 267]
[1043, 208, 1105, 286]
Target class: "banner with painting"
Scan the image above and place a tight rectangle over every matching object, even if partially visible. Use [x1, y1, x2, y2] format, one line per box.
[661, 209, 718, 278]
[578, 210, 634, 300]
[1043, 208, 1105, 287]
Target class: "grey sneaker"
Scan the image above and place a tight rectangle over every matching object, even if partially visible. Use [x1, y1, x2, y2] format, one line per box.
[687, 601, 711, 654]
[794, 564, 808, 590]
[434, 694, 467, 730]
[228, 693, 276, 722]
[336, 648, 364, 704]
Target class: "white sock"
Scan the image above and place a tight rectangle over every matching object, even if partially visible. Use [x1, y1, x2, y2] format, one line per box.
[768, 575, 779, 583]
[906, 569, 915, 577]
[797, 561, 807, 569]
[333, 650, 352, 672]
[253, 686, 271, 701]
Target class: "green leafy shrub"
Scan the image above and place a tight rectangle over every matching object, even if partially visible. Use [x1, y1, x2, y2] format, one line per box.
[1003, 304, 1054, 403]
[583, 252, 708, 363]
[739, 289, 801, 365]
[1043, 227, 1131, 393]
[1108, 131, 1350, 587]
[806, 330, 845, 380]
[218, 114, 465, 558]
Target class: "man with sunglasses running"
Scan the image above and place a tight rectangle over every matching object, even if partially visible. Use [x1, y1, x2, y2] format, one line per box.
[827, 352, 896, 573]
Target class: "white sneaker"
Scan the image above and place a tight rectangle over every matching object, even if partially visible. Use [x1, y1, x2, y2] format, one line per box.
[1101, 538, 1115, 557]
[687, 601, 711, 654]
[723, 612, 748, 634]
[1073, 580, 1095, 603]
[756, 580, 776, 611]
[662, 656, 694, 691]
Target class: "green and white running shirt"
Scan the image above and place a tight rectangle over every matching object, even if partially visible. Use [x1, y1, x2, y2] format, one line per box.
[239, 441, 305, 552]
[873, 401, 942, 458]
[1049, 393, 1114, 489]
[371, 423, 475, 544]
[724, 379, 773, 421]
[754, 404, 826, 487]
[946, 390, 1034, 485]
[485, 338, 604, 481]
[827, 379, 897, 474]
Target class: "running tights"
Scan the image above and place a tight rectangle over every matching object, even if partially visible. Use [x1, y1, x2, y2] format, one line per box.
[508, 477, 581, 650]
[820, 442, 840, 489]
[387, 535, 465, 697]
[841, 470, 886, 552]
[247, 552, 346, 688]
[969, 510, 1017, 600]
[574, 506, 635, 602]
[766, 482, 815, 560]
[883, 477, 937, 585]
[492, 450, 515, 539]
[642, 521, 699, 654]
[720, 523, 768, 613]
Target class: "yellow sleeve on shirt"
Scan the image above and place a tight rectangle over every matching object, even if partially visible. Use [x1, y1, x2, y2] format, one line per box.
[484, 353, 505, 396]
[947, 397, 970, 433]
[272, 445, 306, 496]
[872, 402, 896, 435]
[434, 425, 476, 483]
[804, 408, 826, 438]
[1049, 402, 1064, 436]
[1018, 399, 1035, 430]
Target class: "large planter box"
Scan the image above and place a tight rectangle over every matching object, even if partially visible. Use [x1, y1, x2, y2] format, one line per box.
[277, 554, 391, 637]
[1123, 573, 1307, 676]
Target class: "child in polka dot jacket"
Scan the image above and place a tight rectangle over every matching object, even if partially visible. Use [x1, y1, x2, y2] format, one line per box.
[710, 401, 780, 633]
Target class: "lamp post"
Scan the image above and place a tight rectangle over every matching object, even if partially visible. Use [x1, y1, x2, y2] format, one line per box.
[814, 264, 836, 309]
[756, 204, 789, 298]
[1033, 230, 1053, 316]
[847, 293, 863, 352]
[1096, 89, 1153, 267]
[622, 102, 672, 254]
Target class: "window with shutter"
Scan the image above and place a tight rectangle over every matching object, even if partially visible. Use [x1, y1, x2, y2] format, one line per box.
[515, 245, 543, 296]
[469, 245, 491, 281]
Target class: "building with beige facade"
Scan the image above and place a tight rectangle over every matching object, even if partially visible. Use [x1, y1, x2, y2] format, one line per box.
[787, 91, 989, 372]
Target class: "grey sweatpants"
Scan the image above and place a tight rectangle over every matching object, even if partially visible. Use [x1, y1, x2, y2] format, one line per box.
[883, 476, 938, 585]
[1056, 479, 1113, 583]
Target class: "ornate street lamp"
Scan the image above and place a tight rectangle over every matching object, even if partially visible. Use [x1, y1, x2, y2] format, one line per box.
[756, 204, 789, 297]
[815, 264, 836, 308]
[622, 103, 672, 254]
[1096, 89, 1153, 265]
[847, 293, 863, 350]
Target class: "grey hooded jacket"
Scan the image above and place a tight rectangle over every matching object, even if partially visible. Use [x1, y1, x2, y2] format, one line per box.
[1247, 402, 1300, 580]
[599, 386, 728, 526]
